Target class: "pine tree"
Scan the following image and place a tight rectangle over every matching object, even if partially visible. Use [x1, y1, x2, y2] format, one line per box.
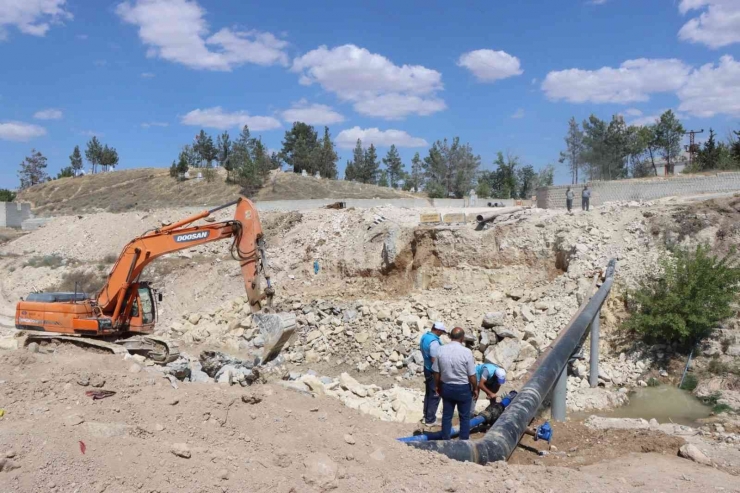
[382, 145, 403, 188]
[217, 131, 231, 172]
[377, 170, 389, 187]
[176, 151, 189, 177]
[99, 145, 119, 172]
[69, 145, 83, 176]
[344, 160, 356, 181]
[85, 136, 102, 173]
[280, 122, 319, 174]
[697, 128, 719, 171]
[18, 149, 49, 189]
[360, 143, 380, 184]
[654, 110, 685, 175]
[169, 160, 178, 178]
[311, 127, 338, 179]
[409, 152, 423, 191]
[560, 117, 584, 184]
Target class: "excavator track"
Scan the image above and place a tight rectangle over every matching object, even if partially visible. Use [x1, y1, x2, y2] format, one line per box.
[20, 331, 180, 364]
[115, 335, 181, 364]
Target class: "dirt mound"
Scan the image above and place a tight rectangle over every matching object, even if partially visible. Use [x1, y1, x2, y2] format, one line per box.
[16, 168, 418, 216]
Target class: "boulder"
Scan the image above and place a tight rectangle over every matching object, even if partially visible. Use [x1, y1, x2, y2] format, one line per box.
[303, 453, 338, 488]
[520, 306, 536, 323]
[678, 444, 712, 466]
[482, 312, 505, 328]
[485, 339, 521, 370]
[339, 372, 368, 397]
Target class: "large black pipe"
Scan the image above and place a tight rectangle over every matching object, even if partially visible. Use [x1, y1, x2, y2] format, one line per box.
[407, 259, 616, 464]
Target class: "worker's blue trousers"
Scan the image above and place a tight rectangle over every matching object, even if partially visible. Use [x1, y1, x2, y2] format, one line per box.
[423, 368, 440, 424]
[440, 383, 473, 440]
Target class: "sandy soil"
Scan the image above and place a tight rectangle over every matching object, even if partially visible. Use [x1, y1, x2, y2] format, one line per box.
[1, 344, 737, 493]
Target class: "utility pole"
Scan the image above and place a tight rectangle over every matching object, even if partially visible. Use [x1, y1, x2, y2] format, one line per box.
[684, 129, 704, 170]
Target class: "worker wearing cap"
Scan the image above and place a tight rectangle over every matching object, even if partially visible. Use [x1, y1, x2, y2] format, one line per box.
[476, 363, 506, 403]
[433, 327, 478, 440]
[419, 321, 446, 426]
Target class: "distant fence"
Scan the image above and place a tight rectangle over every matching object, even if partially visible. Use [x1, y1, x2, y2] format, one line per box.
[536, 172, 740, 209]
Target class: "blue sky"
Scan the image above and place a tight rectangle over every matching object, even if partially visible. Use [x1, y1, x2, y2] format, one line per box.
[1, 0, 739, 189]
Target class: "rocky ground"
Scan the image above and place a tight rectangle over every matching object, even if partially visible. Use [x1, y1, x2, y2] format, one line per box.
[1, 195, 740, 491]
[1, 345, 739, 493]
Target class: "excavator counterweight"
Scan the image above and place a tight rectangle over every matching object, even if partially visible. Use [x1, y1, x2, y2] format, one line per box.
[15, 196, 295, 363]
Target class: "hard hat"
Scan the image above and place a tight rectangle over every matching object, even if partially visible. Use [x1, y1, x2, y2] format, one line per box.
[431, 321, 448, 333]
[495, 368, 506, 385]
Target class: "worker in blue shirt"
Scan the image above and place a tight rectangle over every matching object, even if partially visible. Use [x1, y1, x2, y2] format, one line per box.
[419, 321, 447, 426]
[476, 363, 507, 403]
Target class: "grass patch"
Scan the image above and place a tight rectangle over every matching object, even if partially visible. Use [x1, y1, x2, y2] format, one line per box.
[707, 358, 740, 375]
[102, 253, 118, 264]
[647, 377, 661, 387]
[679, 373, 698, 391]
[24, 254, 67, 269]
[712, 403, 734, 414]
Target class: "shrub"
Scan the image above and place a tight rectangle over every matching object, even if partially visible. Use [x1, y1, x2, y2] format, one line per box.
[712, 403, 733, 414]
[425, 181, 446, 199]
[623, 245, 740, 349]
[679, 373, 698, 391]
[647, 377, 661, 387]
[24, 255, 66, 269]
[50, 269, 106, 294]
[707, 359, 739, 375]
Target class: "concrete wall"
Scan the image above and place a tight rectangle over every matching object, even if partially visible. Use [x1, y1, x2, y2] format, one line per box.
[536, 172, 740, 209]
[0, 202, 32, 228]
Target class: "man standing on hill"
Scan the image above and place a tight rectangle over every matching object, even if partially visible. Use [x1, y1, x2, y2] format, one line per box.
[419, 321, 447, 427]
[433, 327, 478, 440]
[582, 186, 591, 211]
[566, 186, 574, 213]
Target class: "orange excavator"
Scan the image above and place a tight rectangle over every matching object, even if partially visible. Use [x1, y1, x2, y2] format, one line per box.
[15, 197, 295, 363]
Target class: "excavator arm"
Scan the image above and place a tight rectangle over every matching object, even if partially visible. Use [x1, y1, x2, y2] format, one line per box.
[97, 197, 272, 327]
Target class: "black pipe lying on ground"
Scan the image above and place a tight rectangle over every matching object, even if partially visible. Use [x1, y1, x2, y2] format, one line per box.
[406, 259, 616, 464]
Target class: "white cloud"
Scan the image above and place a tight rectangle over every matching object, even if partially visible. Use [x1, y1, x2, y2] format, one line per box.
[291, 44, 445, 119]
[678, 0, 740, 48]
[140, 72, 155, 78]
[677, 55, 740, 117]
[542, 58, 691, 103]
[33, 108, 62, 120]
[141, 121, 168, 128]
[457, 49, 523, 82]
[627, 113, 663, 127]
[0, 121, 46, 141]
[335, 126, 428, 149]
[76, 34, 87, 40]
[0, 0, 71, 39]
[352, 93, 446, 120]
[280, 100, 344, 125]
[624, 108, 643, 117]
[511, 108, 525, 119]
[181, 107, 281, 131]
[116, 0, 288, 71]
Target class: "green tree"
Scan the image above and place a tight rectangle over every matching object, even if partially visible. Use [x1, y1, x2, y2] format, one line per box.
[488, 152, 519, 199]
[0, 189, 16, 202]
[654, 110, 685, 175]
[382, 145, 403, 188]
[280, 122, 319, 174]
[251, 137, 273, 181]
[344, 160, 357, 181]
[623, 245, 740, 349]
[169, 160, 178, 179]
[631, 125, 659, 177]
[537, 164, 555, 187]
[408, 152, 423, 191]
[56, 166, 74, 179]
[476, 180, 492, 198]
[695, 128, 719, 171]
[310, 127, 338, 179]
[18, 149, 49, 189]
[358, 143, 380, 184]
[231, 125, 260, 190]
[732, 129, 740, 164]
[99, 145, 119, 172]
[85, 136, 102, 174]
[217, 131, 232, 178]
[377, 169, 389, 187]
[195, 130, 217, 168]
[560, 117, 584, 184]
[69, 145, 83, 176]
[422, 142, 446, 195]
[516, 164, 537, 199]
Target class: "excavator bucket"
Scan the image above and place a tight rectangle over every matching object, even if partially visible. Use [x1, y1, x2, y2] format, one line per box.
[253, 312, 297, 364]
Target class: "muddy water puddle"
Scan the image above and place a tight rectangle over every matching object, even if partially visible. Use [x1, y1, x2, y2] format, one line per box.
[573, 386, 711, 426]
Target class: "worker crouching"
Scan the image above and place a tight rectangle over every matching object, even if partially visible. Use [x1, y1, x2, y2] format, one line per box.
[476, 363, 506, 404]
[432, 327, 478, 440]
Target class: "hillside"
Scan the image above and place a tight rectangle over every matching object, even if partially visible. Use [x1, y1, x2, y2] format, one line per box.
[16, 167, 420, 216]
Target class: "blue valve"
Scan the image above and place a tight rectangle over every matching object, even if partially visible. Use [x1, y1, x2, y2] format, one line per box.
[534, 421, 553, 443]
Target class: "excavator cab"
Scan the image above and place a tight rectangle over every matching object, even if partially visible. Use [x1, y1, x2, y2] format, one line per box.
[121, 281, 158, 334]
